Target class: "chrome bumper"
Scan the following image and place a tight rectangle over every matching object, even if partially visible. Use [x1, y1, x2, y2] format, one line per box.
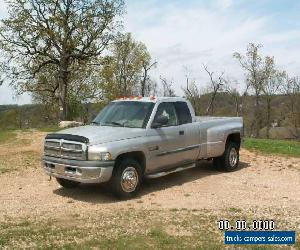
[42, 156, 114, 184]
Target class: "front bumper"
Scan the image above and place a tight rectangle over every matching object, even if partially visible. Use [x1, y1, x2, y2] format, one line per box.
[42, 156, 114, 184]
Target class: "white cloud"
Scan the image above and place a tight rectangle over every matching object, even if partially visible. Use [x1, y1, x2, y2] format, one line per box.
[0, 83, 31, 105]
[124, 1, 300, 95]
[216, 0, 233, 10]
[0, 0, 7, 17]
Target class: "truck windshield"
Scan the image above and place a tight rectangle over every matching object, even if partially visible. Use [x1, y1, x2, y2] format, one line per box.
[92, 101, 155, 128]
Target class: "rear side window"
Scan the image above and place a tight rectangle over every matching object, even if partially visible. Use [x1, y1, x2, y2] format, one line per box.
[174, 102, 192, 125]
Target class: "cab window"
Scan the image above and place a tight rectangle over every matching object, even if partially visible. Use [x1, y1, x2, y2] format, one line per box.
[174, 102, 192, 125]
[153, 102, 178, 127]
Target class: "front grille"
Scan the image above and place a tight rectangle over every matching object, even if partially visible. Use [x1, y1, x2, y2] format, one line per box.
[62, 142, 82, 150]
[44, 139, 86, 160]
[45, 141, 60, 148]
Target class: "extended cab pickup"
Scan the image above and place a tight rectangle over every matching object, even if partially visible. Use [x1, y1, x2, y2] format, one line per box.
[42, 97, 243, 198]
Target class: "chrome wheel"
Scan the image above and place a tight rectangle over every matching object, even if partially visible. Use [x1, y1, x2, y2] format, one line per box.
[121, 167, 138, 193]
[229, 147, 238, 167]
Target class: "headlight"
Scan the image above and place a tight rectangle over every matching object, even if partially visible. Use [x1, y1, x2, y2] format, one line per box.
[100, 152, 112, 161]
[88, 146, 113, 161]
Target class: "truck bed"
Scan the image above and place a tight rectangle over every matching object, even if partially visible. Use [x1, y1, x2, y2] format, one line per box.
[195, 116, 243, 123]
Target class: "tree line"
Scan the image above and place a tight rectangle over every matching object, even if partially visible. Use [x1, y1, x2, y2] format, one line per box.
[183, 43, 300, 139]
[0, 0, 299, 139]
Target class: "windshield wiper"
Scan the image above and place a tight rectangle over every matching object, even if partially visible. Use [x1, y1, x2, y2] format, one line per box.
[91, 121, 100, 125]
[110, 121, 124, 127]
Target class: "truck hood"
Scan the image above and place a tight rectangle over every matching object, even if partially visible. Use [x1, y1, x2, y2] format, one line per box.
[56, 125, 145, 145]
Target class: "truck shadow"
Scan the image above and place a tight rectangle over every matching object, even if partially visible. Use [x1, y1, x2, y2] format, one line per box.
[53, 160, 250, 203]
[139, 160, 249, 197]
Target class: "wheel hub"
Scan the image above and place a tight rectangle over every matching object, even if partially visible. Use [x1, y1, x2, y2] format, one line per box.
[229, 147, 238, 167]
[121, 167, 138, 193]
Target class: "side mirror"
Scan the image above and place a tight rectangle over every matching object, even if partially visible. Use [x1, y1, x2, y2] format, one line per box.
[152, 115, 169, 128]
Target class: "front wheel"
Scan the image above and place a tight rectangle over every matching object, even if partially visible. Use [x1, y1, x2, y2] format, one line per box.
[110, 158, 142, 199]
[56, 178, 80, 188]
[213, 142, 240, 172]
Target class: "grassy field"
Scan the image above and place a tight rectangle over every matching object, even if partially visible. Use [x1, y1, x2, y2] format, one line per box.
[37, 126, 61, 132]
[1, 209, 296, 249]
[0, 130, 16, 143]
[0, 126, 60, 139]
[0, 210, 222, 249]
[0, 126, 59, 143]
[243, 138, 300, 158]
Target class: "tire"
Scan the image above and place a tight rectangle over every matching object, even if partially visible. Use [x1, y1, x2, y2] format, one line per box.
[110, 158, 142, 199]
[56, 178, 80, 188]
[213, 142, 240, 172]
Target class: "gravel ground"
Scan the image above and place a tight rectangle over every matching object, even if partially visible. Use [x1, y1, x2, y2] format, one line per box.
[0, 131, 299, 231]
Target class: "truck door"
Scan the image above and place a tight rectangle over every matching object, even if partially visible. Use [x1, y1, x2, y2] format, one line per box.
[146, 102, 188, 172]
[174, 102, 200, 162]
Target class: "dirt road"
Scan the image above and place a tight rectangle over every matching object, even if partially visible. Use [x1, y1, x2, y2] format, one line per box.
[0, 131, 299, 248]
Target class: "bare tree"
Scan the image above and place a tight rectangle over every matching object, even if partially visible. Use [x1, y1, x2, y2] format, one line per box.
[224, 76, 252, 117]
[203, 64, 225, 115]
[223, 79, 241, 117]
[182, 75, 201, 115]
[140, 61, 157, 97]
[143, 78, 159, 97]
[160, 76, 176, 97]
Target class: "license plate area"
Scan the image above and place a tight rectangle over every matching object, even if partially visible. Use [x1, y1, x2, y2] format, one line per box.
[55, 164, 65, 174]
[65, 166, 76, 174]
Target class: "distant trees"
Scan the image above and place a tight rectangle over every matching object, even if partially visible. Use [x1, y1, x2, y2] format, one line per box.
[179, 42, 300, 140]
[281, 75, 300, 139]
[223, 79, 244, 117]
[182, 65, 226, 116]
[233, 43, 275, 137]
[183, 76, 201, 115]
[100, 33, 157, 100]
[232, 43, 300, 139]
[0, 0, 124, 120]
[262, 70, 283, 138]
[160, 77, 176, 97]
[203, 65, 225, 115]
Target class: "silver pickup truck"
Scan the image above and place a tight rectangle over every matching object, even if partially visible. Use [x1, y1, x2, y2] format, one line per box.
[43, 97, 243, 198]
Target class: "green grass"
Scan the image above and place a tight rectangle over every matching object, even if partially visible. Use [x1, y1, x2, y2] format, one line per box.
[243, 138, 300, 158]
[0, 130, 16, 144]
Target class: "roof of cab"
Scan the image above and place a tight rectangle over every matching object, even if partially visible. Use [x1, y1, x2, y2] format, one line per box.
[112, 96, 187, 103]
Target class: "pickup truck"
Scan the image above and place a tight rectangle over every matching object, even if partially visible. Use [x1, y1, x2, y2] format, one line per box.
[42, 97, 243, 199]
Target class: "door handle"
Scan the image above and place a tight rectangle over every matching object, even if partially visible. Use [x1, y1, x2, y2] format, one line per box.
[179, 130, 184, 135]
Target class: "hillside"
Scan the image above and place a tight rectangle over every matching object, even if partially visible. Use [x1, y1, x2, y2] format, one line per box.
[0, 93, 297, 139]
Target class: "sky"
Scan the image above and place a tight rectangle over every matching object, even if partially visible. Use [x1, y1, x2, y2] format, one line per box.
[0, 0, 300, 104]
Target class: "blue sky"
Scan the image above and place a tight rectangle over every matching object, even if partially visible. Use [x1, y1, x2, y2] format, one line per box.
[0, 0, 300, 104]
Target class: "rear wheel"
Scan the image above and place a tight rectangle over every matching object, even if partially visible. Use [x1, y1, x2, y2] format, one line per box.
[110, 158, 142, 199]
[56, 178, 80, 188]
[213, 142, 240, 172]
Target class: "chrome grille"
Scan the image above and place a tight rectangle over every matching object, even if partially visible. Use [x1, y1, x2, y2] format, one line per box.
[44, 139, 86, 160]
[62, 142, 82, 151]
[45, 141, 60, 148]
